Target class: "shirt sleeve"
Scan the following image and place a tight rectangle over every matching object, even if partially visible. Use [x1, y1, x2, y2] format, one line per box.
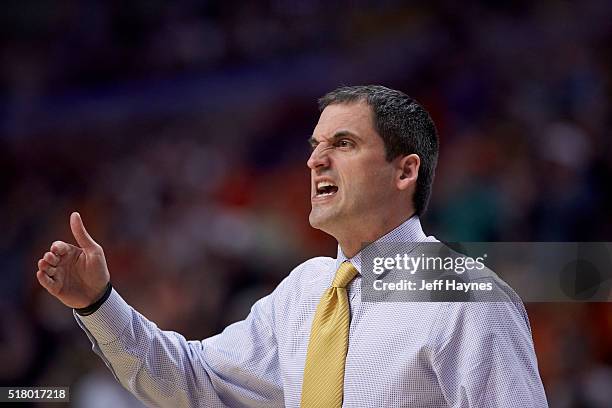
[75, 287, 284, 408]
[429, 299, 549, 408]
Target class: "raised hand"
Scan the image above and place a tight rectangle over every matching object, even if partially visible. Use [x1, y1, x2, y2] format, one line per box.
[36, 212, 111, 309]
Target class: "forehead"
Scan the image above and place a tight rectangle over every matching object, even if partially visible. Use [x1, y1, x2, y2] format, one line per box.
[313, 101, 377, 140]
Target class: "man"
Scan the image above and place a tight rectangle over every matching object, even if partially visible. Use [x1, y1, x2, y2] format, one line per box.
[36, 85, 548, 407]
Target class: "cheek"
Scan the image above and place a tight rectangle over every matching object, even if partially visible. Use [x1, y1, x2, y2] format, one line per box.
[345, 164, 393, 197]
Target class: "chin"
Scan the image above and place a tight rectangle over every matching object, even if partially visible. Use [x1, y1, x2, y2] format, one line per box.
[309, 211, 330, 230]
[309, 210, 341, 236]
[308, 213, 323, 230]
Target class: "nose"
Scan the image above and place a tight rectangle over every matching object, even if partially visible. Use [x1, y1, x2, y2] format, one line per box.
[307, 144, 330, 170]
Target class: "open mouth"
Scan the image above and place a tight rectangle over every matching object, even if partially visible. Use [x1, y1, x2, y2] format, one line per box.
[315, 181, 338, 197]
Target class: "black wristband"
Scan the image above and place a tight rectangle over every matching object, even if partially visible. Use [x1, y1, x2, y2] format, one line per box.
[74, 282, 113, 316]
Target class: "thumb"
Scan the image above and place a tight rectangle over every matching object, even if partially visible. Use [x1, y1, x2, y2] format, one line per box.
[70, 212, 99, 251]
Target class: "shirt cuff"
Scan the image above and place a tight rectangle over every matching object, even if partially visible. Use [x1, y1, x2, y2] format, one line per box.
[74, 288, 132, 345]
[74, 282, 113, 316]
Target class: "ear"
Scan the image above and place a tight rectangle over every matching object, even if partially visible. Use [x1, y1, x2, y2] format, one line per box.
[396, 154, 420, 191]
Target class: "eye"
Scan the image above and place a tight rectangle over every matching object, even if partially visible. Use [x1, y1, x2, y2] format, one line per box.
[336, 139, 353, 149]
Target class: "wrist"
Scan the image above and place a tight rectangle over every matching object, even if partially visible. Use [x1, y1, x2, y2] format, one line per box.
[75, 282, 113, 316]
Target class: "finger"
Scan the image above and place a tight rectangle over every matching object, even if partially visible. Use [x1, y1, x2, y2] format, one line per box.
[38, 259, 58, 276]
[37, 258, 47, 271]
[45, 266, 57, 277]
[43, 251, 60, 267]
[51, 241, 70, 256]
[37, 270, 58, 294]
[38, 259, 54, 273]
[70, 212, 99, 252]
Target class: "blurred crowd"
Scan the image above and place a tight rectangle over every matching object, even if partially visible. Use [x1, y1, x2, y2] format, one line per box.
[1, 1, 611, 407]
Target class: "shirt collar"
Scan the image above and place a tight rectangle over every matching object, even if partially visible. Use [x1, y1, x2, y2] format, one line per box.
[335, 215, 428, 274]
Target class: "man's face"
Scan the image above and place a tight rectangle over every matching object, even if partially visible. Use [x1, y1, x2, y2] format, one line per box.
[308, 102, 398, 234]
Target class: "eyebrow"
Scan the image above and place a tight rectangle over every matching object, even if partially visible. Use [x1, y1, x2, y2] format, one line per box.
[308, 130, 362, 146]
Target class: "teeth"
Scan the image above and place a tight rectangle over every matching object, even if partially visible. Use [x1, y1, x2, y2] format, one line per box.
[315, 180, 338, 197]
[317, 181, 336, 189]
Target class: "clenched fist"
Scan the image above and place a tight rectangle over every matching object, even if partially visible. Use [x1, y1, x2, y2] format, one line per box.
[36, 212, 111, 309]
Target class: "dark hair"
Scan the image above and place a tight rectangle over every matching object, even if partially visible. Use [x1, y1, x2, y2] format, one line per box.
[318, 85, 439, 215]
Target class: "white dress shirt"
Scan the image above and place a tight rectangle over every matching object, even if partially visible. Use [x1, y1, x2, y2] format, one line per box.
[76, 216, 548, 407]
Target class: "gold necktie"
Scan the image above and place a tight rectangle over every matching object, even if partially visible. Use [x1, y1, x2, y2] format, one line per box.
[301, 262, 359, 408]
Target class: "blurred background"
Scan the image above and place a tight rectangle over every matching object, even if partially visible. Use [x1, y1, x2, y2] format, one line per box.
[1, 1, 611, 407]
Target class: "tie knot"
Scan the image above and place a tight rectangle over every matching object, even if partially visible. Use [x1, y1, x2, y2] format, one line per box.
[332, 262, 358, 288]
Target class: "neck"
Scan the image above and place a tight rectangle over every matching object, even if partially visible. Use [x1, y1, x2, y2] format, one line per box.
[335, 211, 416, 258]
